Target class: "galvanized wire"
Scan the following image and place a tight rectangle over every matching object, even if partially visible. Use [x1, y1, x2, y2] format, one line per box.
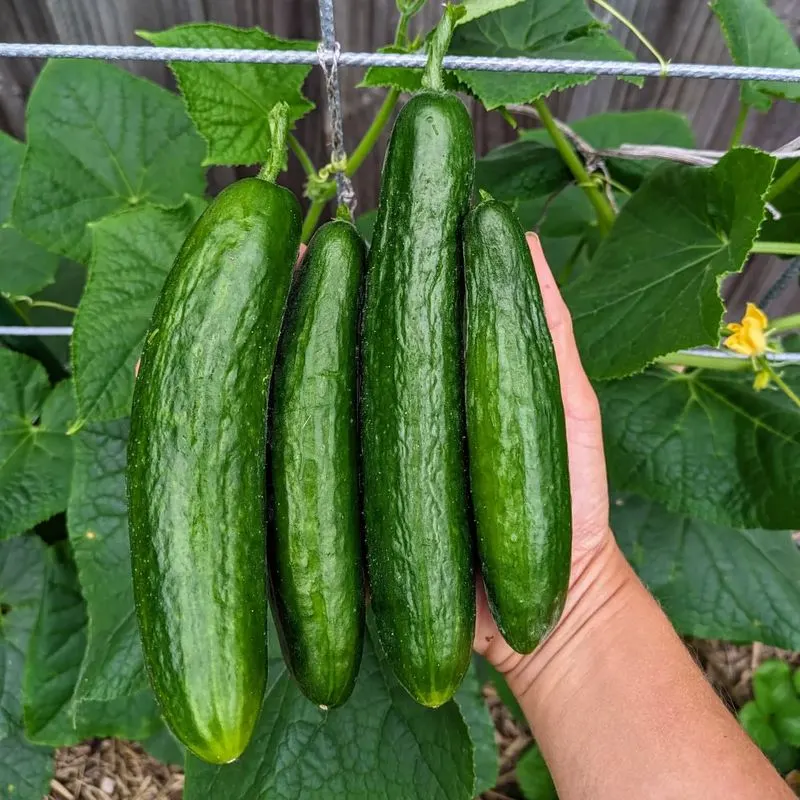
[2, 41, 800, 82]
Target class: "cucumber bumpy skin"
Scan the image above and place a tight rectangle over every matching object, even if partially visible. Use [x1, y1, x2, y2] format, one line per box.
[361, 91, 476, 707]
[128, 177, 301, 764]
[464, 197, 572, 654]
[268, 219, 366, 708]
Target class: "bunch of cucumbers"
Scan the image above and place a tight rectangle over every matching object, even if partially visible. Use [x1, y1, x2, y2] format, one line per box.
[127, 7, 571, 766]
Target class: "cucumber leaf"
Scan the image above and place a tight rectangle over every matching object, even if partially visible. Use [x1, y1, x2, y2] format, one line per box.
[566, 148, 775, 380]
[613, 495, 800, 650]
[12, 60, 205, 265]
[0, 132, 59, 296]
[0, 535, 46, 739]
[23, 541, 160, 747]
[711, 0, 800, 110]
[141, 24, 315, 167]
[185, 631, 477, 800]
[72, 198, 206, 425]
[0, 732, 52, 800]
[600, 370, 800, 530]
[0, 351, 75, 540]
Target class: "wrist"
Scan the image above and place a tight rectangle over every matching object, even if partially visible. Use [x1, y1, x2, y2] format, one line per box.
[503, 535, 639, 710]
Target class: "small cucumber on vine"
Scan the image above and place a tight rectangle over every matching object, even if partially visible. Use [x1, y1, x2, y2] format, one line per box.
[360, 5, 475, 707]
[128, 104, 301, 764]
[463, 194, 572, 655]
[268, 217, 366, 708]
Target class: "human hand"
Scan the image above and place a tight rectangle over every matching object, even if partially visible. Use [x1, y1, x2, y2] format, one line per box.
[473, 233, 624, 691]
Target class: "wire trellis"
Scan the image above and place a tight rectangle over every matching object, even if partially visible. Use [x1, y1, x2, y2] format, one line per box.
[0, 0, 799, 366]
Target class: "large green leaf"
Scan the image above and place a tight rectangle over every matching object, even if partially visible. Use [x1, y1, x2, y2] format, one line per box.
[476, 140, 572, 202]
[0, 535, 45, 739]
[0, 732, 52, 800]
[599, 370, 800, 530]
[522, 109, 696, 190]
[72, 198, 206, 424]
[0, 351, 75, 539]
[459, 0, 526, 23]
[0, 132, 59, 296]
[67, 419, 148, 705]
[23, 541, 160, 747]
[12, 60, 205, 264]
[185, 632, 476, 800]
[455, 661, 498, 795]
[141, 24, 315, 167]
[566, 148, 775, 380]
[613, 495, 800, 649]
[711, 0, 800, 110]
[449, 0, 638, 109]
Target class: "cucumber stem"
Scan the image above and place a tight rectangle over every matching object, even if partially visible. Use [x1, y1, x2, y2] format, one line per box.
[534, 99, 615, 236]
[422, 4, 465, 92]
[766, 158, 800, 202]
[729, 103, 749, 149]
[258, 102, 291, 183]
[750, 241, 800, 257]
[289, 134, 316, 177]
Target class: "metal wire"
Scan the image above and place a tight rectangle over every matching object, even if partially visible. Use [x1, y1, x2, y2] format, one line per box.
[1, 326, 797, 366]
[2, 41, 800, 82]
[316, 1, 357, 214]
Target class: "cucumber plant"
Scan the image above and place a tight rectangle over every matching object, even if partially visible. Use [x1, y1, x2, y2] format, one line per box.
[1, 0, 800, 797]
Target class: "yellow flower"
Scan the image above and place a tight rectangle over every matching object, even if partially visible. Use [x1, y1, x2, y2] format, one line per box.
[753, 369, 771, 391]
[724, 302, 769, 356]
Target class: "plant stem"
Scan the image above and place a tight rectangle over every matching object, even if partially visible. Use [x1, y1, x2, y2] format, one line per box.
[590, 0, 668, 73]
[770, 312, 800, 333]
[13, 297, 77, 314]
[534, 99, 615, 236]
[301, 199, 326, 243]
[657, 351, 751, 372]
[729, 104, 749, 148]
[258, 102, 290, 182]
[347, 88, 400, 176]
[750, 241, 800, 257]
[422, 4, 464, 91]
[766, 158, 800, 202]
[764, 362, 800, 408]
[288, 134, 315, 176]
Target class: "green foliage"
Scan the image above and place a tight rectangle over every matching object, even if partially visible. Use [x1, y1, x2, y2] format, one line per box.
[1, 3, 800, 798]
[711, 0, 800, 110]
[67, 420, 155, 708]
[0, 133, 59, 296]
[566, 149, 775, 380]
[0, 351, 75, 540]
[739, 660, 800, 773]
[12, 60, 205, 265]
[516, 744, 557, 800]
[600, 371, 800, 530]
[449, 0, 639, 108]
[141, 24, 315, 167]
[184, 626, 486, 800]
[72, 198, 206, 424]
[613, 496, 800, 649]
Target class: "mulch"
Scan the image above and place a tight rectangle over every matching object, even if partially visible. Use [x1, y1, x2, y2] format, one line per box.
[45, 641, 800, 800]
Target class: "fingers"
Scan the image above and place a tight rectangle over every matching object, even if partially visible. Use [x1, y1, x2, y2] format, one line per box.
[526, 233, 599, 425]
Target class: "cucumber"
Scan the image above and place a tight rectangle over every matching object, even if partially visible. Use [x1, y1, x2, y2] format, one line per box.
[268, 219, 365, 708]
[128, 176, 301, 764]
[361, 91, 475, 707]
[463, 197, 571, 654]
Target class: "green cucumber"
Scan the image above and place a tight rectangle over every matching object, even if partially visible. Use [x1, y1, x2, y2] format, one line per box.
[361, 90, 475, 707]
[464, 197, 571, 654]
[268, 219, 365, 708]
[128, 176, 301, 764]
